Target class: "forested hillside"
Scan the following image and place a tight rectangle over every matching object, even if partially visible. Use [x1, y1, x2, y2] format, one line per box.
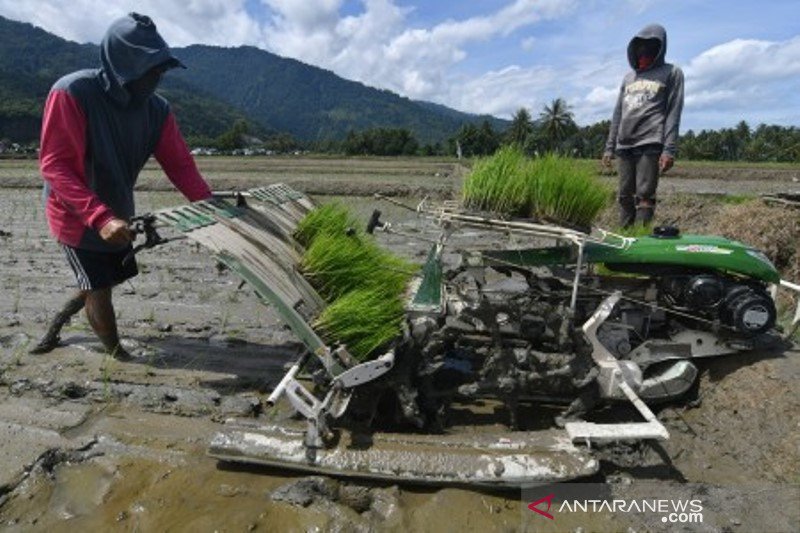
[0, 15, 505, 146]
[0, 17, 263, 143]
[165, 45, 506, 145]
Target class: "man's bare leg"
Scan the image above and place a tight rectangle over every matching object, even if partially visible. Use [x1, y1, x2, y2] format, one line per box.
[85, 288, 132, 361]
[29, 291, 87, 354]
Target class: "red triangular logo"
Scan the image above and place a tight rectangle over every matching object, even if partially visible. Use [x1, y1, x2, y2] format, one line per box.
[527, 493, 555, 520]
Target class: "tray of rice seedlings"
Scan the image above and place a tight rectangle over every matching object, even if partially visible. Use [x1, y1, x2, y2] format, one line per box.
[462, 145, 529, 216]
[462, 148, 610, 229]
[527, 154, 610, 229]
[297, 203, 417, 361]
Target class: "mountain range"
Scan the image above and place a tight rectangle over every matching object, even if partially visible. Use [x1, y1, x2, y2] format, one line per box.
[0, 15, 507, 145]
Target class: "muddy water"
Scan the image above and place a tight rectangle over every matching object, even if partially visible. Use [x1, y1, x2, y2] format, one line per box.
[1, 410, 527, 532]
[1, 188, 798, 532]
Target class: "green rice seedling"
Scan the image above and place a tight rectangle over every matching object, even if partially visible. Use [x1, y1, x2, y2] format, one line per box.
[463, 146, 529, 216]
[314, 288, 406, 361]
[303, 233, 391, 299]
[302, 232, 415, 301]
[294, 202, 361, 248]
[528, 154, 610, 228]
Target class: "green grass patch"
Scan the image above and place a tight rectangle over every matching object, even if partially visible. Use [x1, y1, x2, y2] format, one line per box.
[608, 223, 655, 238]
[462, 148, 610, 228]
[718, 194, 753, 205]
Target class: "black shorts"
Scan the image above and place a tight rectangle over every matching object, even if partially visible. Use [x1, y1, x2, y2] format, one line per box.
[62, 244, 138, 291]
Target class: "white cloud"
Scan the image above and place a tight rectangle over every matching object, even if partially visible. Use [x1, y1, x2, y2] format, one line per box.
[260, 0, 578, 101]
[623, 0, 657, 15]
[685, 36, 800, 89]
[584, 85, 618, 107]
[449, 65, 558, 118]
[0, 0, 264, 46]
[679, 36, 800, 128]
[685, 89, 741, 109]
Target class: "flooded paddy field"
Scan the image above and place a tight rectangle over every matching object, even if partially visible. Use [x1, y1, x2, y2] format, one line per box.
[0, 160, 798, 532]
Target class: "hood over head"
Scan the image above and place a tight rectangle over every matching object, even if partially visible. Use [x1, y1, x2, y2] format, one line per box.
[99, 13, 186, 106]
[627, 23, 667, 71]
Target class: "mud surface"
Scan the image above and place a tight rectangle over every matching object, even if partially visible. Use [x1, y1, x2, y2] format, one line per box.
[0, 180, 798, 532]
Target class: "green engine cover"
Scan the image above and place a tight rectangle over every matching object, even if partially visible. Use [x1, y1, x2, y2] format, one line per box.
[481, 233, 780, 283]
[588, 234, 779, 283]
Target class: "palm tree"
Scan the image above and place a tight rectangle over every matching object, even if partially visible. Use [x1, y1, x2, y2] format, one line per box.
[537, 98, 576, 153]
[506, 107, 533, 147]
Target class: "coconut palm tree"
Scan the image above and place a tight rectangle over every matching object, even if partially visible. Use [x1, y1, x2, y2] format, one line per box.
[506, 107, 533, 147]
[537, 98, 576, 153]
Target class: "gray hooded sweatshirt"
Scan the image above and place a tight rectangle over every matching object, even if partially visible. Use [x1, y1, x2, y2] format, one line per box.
[604, 24, 685, 158]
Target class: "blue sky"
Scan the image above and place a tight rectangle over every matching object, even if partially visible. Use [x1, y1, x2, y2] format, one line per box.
[1, 0, 799, 132]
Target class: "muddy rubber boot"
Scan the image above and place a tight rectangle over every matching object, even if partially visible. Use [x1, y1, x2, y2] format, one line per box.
[28, 296, 85, 354]
[635, 202, 655, 225]
[618, 197, 636, 228]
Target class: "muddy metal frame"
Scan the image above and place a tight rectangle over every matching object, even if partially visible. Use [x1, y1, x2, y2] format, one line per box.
[138, 185, 799, 469]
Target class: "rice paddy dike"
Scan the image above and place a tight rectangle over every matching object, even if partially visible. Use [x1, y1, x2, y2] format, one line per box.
[0, 156, 798, 531]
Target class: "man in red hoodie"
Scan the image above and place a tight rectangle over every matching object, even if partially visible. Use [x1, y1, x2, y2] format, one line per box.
[30, 13, 213, 359]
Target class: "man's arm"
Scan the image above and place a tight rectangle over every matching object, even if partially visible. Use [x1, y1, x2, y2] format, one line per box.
[40, 90, 118, 233]
[662, 66, 685, 158]
[659, 66, 685, 172]
[154, 112, 212, 201]
[602, 82, 625, 165]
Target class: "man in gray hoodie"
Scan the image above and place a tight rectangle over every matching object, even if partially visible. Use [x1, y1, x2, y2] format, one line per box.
[31, 13, 212, 358]
[602, 24, 684, 227]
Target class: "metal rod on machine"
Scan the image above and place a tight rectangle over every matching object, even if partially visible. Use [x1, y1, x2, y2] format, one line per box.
[570, 240, 585, 312]
[780, 279, 800, 337]
[213, 191, 253, 197]
[267, 352, 310, 406]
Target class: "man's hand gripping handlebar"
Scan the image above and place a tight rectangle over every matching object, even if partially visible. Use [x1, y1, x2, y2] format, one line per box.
[122, 214, 181, 265]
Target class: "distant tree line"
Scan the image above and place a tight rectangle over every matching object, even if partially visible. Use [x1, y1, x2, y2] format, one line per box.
[4, 95, 799, 162]
[183, 119, 302, 154]
[471, 101, 800, 163]
[341, 128, 419, 156]
[312, 100, 799, 162]
[680, 122, 800, 162]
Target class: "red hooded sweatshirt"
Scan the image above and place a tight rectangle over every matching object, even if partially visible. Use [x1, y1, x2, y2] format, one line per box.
[40, 13, 212, 251]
